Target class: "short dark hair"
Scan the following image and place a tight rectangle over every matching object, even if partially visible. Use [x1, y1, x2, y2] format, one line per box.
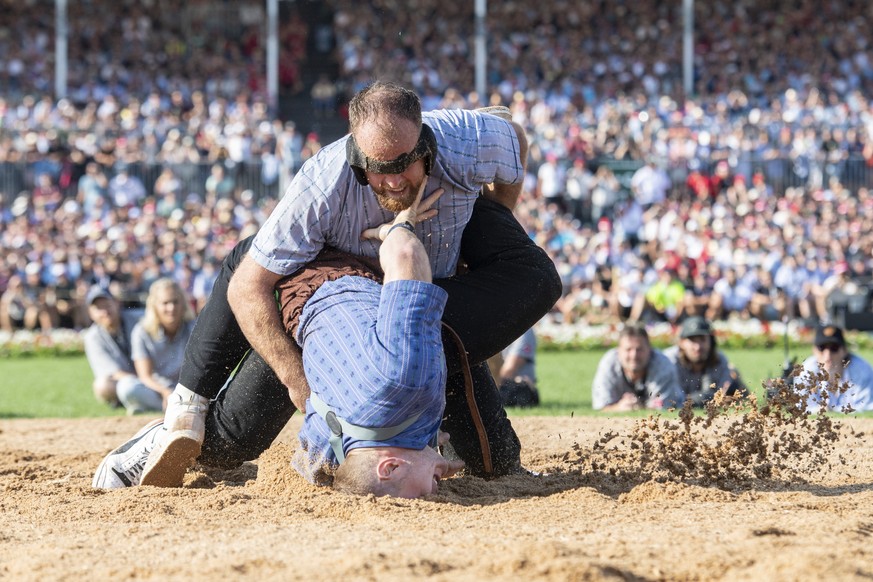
[348, 81, 422, 134]
[619, 323, 650, 343]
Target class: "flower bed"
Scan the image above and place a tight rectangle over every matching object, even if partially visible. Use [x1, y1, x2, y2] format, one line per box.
[0, 329, 87, 358]
[4, 320, 873, 358]
[536, 319, 873, 351]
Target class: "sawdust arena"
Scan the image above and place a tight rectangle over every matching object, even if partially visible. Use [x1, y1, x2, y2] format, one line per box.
[3, 378, 873, 581]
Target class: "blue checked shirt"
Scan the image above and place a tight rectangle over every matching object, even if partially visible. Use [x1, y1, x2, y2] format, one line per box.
[249, 109, 523, 279]
[293, 277, 448, 482]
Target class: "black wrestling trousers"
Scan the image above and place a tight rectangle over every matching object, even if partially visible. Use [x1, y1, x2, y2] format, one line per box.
[196, 197, 562, 476]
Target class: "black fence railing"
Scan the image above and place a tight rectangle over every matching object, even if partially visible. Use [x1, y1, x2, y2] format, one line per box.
[0, 160, 286, 207]
[2, 155, 872, 208]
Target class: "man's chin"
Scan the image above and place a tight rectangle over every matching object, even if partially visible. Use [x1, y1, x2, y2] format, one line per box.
[374, 191, 416, 213]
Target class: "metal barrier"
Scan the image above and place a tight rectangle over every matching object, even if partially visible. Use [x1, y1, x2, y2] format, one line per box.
[2, 156, 872, 207]
[0, 160, 287, 206]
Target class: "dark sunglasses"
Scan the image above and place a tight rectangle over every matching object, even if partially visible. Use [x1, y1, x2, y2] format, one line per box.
[346, 124, 437, 185]
[816, 343, 843, 352]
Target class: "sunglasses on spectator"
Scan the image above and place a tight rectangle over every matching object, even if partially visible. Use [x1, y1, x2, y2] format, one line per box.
[816, 343, 843, 352]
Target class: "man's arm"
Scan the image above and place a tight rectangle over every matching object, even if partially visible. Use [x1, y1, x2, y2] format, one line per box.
[499, 352, 527, 382]
[591, 351, 623, 410]
[476, 107, 528, 210]
[499, 332, 535, 383]
[379, 178, 434, 284]
[647, 352, 684, 409]
[227, 255, 309, 411]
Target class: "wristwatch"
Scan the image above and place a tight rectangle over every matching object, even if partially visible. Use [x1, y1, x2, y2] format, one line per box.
[386, 221, 415, 238]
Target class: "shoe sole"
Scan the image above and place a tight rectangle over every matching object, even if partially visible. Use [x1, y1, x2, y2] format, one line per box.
[92, 419, 164, 489]
[140, 433, 202, 488]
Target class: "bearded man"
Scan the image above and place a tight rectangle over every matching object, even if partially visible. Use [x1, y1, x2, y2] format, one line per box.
[93, 82, 560, 489]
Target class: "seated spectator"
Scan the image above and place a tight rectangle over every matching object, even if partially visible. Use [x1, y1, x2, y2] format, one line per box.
[45, 267, 89, 330]
[628, 268, 686, 324]
[822, 261, 871, 326]
[592, 324, 684, 411]
[798, 324, 873, 413]
[772, 255, 807, 319]
[663, 317, 746, 407]
[310, 73, 338, 118]
[130, 278, 196, 414]
[796, 257, 827, 323]
[811, 261, 850, 323]
[630, 157, 670, 210]
[748, 266, 791, 322]
[496, 328, 539, 408]
[0, 272, 53, 332]
[82, 286, 147, 410]
[707, 267, 753, 321]
[205, 163, 235, 200]
[107, 164, 146, 209]
[681, 266, 717, 321]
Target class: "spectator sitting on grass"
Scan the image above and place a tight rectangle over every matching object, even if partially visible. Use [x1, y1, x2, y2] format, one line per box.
[82, 286, 147, 411]
[799, 324, 873, 413]
[129, 278, 196, 414]
[592, 323, 684, 412]
[663, 316, 746, 407]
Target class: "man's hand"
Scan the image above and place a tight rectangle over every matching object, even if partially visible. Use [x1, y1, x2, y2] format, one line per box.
[604, 392, 643, 412]
[436, 431, 465, 478]
[360, 181, 444, 241]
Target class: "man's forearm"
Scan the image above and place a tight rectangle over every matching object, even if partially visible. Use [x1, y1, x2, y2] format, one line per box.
[227, 255, 309, 409]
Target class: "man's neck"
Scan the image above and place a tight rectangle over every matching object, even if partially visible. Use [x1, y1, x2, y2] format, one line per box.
[624, 368, 645, 383]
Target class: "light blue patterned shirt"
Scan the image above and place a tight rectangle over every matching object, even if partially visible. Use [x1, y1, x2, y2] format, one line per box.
[249, 109, 523, 279]
[293, 277, 448, 482]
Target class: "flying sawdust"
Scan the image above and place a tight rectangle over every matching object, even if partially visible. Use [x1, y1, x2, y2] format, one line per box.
[573, 366, 864, 490]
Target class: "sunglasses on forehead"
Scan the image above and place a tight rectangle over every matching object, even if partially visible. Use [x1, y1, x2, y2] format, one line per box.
[346, 124, 438, 185]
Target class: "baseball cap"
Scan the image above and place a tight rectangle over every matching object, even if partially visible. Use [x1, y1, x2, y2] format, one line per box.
[814, 324, 845, 348]
[86, 286, 113, 306]
[680, 316, 712, 338]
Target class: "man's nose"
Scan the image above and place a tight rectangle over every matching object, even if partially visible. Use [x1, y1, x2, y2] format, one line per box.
[382, 174, 404, 187]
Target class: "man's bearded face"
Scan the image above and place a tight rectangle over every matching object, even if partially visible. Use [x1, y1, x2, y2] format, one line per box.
[367, 163, 426, 212]
[350, 119, 430, 212]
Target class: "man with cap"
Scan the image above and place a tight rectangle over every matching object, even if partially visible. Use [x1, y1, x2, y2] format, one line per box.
[664, 316, 746, 407]
[798, 324, 873, 413]
[82, 286, 148, 413]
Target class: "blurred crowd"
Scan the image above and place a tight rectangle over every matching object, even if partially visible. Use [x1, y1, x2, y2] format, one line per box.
[4, 0, 873, 336]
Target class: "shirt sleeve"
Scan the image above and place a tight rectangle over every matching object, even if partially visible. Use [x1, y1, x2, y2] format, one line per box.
[83, 326, 126, 378]
[591, 349, 620, 410]
[845, 356, 873, 411]
[130, 323, 148, 362]
[249, 144, 348, 275]
[646, 351, 684, 408]
[504, 329, 535, 360]
[425, 110, 523, 189]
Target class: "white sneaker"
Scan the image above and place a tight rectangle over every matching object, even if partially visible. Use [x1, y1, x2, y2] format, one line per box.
[139, 432, 203, 488]
[92, 419, 164, 489]
[140, 387, 209, 488]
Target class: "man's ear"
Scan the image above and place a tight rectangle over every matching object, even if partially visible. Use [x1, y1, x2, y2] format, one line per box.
[375, 456, 407, 481]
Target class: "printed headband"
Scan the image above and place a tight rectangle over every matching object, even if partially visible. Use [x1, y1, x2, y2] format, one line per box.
[346, 124, 437, 185]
